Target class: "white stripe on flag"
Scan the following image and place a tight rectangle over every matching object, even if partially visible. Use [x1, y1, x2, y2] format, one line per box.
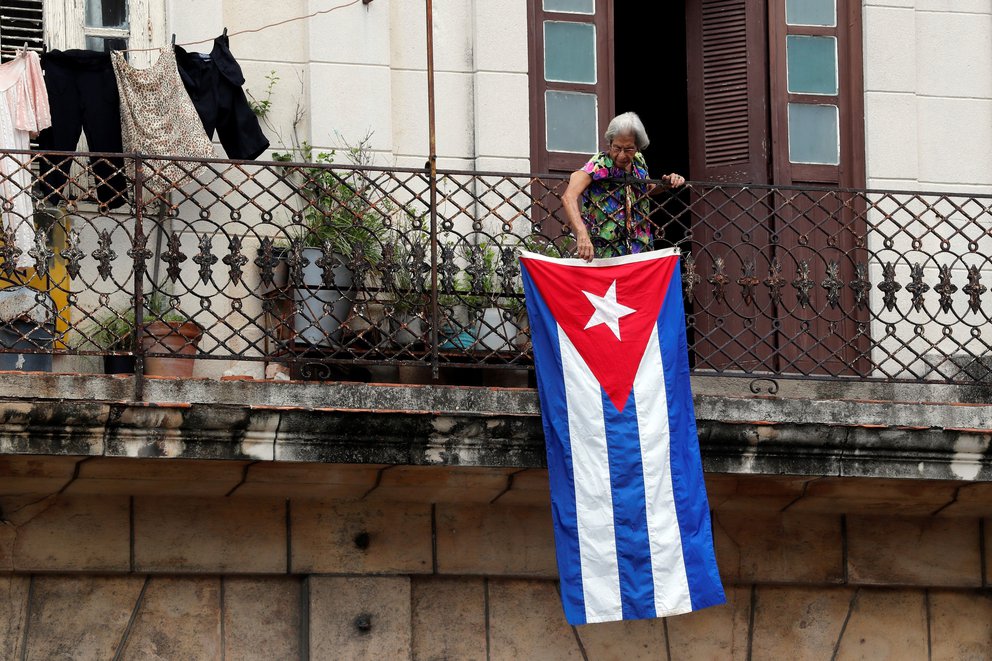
[559, 325, 622, 623]
[633, 326, 693, 615]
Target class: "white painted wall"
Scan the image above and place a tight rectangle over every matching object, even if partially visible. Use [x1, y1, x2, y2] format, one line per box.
[862, 0, 992, 379]
[863, 0, 992, 193]
[173, 0, 534, 173]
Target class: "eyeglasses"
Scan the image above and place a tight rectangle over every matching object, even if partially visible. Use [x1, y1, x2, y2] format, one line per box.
[609, 144, 638, 156]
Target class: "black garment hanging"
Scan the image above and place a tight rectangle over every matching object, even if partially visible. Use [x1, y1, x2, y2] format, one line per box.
[174, 33, 269, 161]
[35, 49, 128, 209]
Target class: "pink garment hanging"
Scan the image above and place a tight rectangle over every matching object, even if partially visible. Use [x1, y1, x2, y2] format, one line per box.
[111, 48, 214, 193]
[0, 49, 51, 268]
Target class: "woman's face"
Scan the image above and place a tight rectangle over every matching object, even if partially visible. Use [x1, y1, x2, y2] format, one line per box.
[608, 134, 638, 171]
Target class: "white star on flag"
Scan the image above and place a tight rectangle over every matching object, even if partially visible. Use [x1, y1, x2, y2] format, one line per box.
[582, 280, 636, 340]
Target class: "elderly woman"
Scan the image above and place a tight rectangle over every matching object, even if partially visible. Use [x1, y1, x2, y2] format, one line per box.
[561, 112, 685, 261]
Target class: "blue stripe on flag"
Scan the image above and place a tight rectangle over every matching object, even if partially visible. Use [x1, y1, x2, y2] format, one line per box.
[601, 389, 656, 620]
[521, 264, 587, 624]
[658, 267, 726, 610]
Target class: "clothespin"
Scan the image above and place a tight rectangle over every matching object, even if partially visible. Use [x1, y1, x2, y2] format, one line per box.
[171, 33, 176, 47]
[222, 27, 228, 37]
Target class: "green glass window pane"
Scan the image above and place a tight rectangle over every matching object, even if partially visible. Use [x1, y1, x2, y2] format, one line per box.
[787, 35, 837, 95]
[788, 103, 839, 164]
[544, 21, 596, 84]
[544, 0, 595, 14]
[546, 91, 598, 153]
[786, 0, 836, 26]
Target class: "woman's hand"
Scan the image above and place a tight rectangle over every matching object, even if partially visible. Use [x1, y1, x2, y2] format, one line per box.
[576, 233, 594, 262]
[661, 173, 686, 189]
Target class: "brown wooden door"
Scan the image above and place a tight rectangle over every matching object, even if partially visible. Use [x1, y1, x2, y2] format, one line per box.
[685, 0, 778, 374]
[685, 0, 867, 377]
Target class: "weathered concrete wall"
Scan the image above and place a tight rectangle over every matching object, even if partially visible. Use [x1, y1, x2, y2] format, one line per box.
[1, 485, 990, 659]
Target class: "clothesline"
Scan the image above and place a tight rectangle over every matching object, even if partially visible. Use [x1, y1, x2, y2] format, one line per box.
[117, 0, 363, 52]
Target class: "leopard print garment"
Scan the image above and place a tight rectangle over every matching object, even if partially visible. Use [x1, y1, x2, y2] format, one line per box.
[111, 48, 214, 194]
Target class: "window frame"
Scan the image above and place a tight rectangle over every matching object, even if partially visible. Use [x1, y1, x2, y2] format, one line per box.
[44, 0, 166, 66]
[768, 0, 864, 187]
[528, 0, 615, 174]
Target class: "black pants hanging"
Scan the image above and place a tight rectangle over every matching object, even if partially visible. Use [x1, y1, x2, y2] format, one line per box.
[175, 34, 269, 161]
[35, 50, 128, 209]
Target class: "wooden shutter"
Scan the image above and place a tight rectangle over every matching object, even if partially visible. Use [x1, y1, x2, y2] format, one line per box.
[686, 0, 769, 185]
[0, 0, 44, 59]
[685, 0, 775, 374]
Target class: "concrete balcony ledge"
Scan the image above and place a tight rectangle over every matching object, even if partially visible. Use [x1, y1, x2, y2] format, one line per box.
[0, 372, 989, 482]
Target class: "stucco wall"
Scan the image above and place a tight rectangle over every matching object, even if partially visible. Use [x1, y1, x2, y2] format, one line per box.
[166, 0, 532, 173]
[863, 0, 992, 193]
[1, 481, 991, 658]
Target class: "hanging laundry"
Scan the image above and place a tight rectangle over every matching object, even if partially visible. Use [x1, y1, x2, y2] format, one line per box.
[0, 49, 51, 269]
[35, 49, 128, 210]
[111, 48, 214, 193]
[175, 33, 269, 161]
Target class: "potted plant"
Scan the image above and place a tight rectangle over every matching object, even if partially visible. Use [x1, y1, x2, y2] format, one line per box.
[387, 228, 431, 348]
[77, 295, 202, 377]
[462, 241, 519, 353]
[273, 141, 389, 347]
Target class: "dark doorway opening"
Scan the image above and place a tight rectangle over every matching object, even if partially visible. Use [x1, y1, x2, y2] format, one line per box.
[614, 1, 690, 179]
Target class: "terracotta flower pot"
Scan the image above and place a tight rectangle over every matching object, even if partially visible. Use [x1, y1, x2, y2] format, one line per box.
[140, 320, 202, 377]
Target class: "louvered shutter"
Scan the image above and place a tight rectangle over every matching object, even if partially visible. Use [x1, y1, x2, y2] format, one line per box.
[0, 0, 43, 60]
[684, 0, 774, 374]
[686, 0, 769, 184]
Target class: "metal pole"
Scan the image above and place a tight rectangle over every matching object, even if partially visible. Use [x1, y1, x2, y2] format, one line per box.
[426, 0, 439, 380]
[132, 155, 146, 401]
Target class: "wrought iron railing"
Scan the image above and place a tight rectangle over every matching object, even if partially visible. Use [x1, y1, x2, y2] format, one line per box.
[0, 149, 990, 390]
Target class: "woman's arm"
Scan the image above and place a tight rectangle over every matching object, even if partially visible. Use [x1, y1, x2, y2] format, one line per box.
[561, 170, 595, 262]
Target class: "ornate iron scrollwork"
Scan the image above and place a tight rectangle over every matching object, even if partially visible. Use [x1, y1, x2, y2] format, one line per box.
[764, 258, 785, 306]
[128, 231, 153, 278]
[378, 242, 398, 292]
[935, 265, 957, 314]
[792, 261, 814, 309]
[465, 244, 487, 295]
[905, 263, 930, 312]
[497, 246, 518, 291]
[348, 241, 369, 290]
[749, 378, 780, 395]
[286, 239, 308, 287]
[61, 230, 84, 280]
[91, 230, 117, 281]
[849, 263, 870, 310]
[192, 234, 218, 284]
[877, 262, 902, 312]
[707, 257, 729, 304]
[222, 236, 249, 285]
[963, 266, 986, 314]
[254, 237, 279, 288]
[316, 240, 340, 289]
[164, 232, 187, 283]
[28, 233, 54, 278]
[821, 261, 843, 309]
[0, 226, 20, 277]
[682, 252, 700, 301]
[440, 242, 457, 293]
[736, 259, 760, 305]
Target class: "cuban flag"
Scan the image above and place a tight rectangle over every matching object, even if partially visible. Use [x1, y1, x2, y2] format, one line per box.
[519, 247, 724, 625]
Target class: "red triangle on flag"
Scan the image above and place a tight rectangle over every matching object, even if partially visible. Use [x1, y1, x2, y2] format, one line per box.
[521, 251, 679, 411]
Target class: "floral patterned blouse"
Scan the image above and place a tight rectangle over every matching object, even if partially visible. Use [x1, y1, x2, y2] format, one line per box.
[580, 151, 652, 257]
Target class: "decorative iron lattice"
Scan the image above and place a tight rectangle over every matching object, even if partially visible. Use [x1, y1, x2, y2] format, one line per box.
[0, 148, 988, 386]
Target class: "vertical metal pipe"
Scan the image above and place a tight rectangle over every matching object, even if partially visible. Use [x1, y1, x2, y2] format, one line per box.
[132, 156, 146, 402]
[426, 0, 439, 380]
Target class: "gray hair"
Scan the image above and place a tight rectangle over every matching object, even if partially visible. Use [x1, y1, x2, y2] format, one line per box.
[605, 112, 650, 150]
